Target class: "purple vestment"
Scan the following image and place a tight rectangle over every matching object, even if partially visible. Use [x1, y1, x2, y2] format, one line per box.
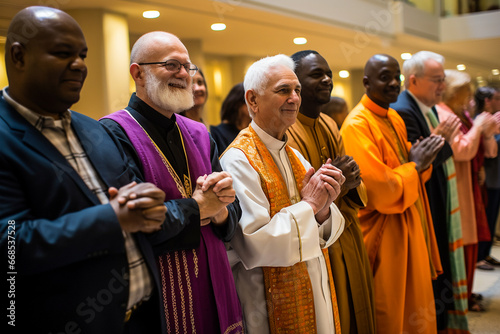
[102, 110, 243, 333]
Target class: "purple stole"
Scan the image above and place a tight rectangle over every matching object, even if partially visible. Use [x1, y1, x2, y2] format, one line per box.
[102, 110, 243, 333]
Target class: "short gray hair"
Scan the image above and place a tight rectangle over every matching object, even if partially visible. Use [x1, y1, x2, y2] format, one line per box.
[243, 54, 295, 117]
[403, 51, 444, 89]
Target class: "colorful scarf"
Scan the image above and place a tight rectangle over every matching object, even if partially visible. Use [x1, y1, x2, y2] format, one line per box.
[228, 125, 341, 334]
[426, 110, 469, 333]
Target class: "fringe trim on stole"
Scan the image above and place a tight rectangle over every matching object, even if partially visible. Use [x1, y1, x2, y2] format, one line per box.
[228, 125, 341, 333]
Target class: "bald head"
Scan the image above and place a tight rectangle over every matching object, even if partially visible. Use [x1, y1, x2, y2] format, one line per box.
[6, 6, 80, 51]
[364, 54, 397, 77]
[129, 31, 195, 118]
[5, 6, 87, 117]
[130, 31, 188, 65]
[363, 54, 401, 108]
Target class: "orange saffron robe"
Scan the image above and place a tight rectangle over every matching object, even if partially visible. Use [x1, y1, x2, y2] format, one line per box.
[340, 95, 441, 334]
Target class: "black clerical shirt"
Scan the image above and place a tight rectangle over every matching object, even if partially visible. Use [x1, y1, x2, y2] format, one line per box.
[100, 93, 239, 253]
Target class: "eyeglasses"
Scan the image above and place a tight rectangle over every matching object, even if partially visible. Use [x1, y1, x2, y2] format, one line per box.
[421, 76, 446, 84]
[137, 59, 198, 77]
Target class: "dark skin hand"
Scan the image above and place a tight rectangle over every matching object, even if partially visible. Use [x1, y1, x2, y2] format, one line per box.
[108, 182, 167, 233]
[331, 155, 361, 191]
[409, 135, 445, 173]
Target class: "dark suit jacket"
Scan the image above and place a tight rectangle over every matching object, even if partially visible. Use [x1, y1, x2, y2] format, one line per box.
[0, 92, 163, 333]
[391, 90, 453, 329]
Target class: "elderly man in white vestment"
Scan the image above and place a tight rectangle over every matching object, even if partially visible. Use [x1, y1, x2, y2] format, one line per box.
[220, 54, 346, 334]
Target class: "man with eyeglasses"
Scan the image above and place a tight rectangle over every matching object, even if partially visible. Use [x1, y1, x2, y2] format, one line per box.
[391, 51, 468, 333]
[101, 31, 243, 333]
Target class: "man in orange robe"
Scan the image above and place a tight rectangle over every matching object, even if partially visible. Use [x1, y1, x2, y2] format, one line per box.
[340, 54, 444, 334]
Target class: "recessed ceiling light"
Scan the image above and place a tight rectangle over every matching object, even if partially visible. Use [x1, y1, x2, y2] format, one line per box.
[457, 64, 466, 71]
[211, 23, 226, 31]
[401, 53, 412, 60]
[293, 37, 307, 45]
[492, 69, 500, 76]
[339, 70, 350, 78]
[142, 10, 160, 19]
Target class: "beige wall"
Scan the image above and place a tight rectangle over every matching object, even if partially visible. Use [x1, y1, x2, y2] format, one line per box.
[203, 55, 257, 127]
[68, 9, 130, 120]
[349, 69, 366, 110]
[204, 56, 233, 127]
[412, 0, 436, 14]
[0, 41, 7, 89]
[103, 12, 131, 114]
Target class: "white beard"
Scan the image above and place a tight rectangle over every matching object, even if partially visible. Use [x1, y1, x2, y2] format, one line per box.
[144, 69, 194, 113]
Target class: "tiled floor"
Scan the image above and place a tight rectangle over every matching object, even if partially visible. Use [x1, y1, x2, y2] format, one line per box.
[468, 241, 500, 333]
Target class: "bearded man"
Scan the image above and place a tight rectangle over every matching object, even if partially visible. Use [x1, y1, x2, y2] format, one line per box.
[100, 31, 243, 334]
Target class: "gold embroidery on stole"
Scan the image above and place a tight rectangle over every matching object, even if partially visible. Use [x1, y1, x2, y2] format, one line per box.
[123, 111, 199, 331]
[228, 126, 318, 334]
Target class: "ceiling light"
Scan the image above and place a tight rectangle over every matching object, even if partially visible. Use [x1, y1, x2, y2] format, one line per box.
[211, 23, 226, 31]
[293, 37, 307, 45]
[142, 10, 160, 19]
[492, 69, 500, 76]
[339, 70, 350, 78]
[457, 64, 466, 71]
[401, 53, 412, 60]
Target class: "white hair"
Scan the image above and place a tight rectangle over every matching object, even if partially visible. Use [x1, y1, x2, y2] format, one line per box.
[403, 51, 444, 89]
[143, 66, 194, 113]
[243, 54, 295, 117]
[442, 69, 471, 103]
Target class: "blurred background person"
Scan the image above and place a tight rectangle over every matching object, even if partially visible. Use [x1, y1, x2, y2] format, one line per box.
[210, 82, 251, 153]
[436, 70, 498, 312]
[476, 86, 500, 268]
[320, 96, 349, 129]
[180, 68, 207, 123]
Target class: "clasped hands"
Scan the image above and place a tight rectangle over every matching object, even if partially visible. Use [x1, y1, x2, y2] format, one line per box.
[475, 111, 500, 138]
[331, 155, 361, 191]
[109, 181, 167, 234]
[301, 158, 345, 223]
[409, 135, 445, 173]
[432, 113, 461, 144]
[192, 171, 236, 226]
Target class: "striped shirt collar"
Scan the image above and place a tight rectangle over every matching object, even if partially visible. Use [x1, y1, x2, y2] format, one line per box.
[2, 87, 72, 130]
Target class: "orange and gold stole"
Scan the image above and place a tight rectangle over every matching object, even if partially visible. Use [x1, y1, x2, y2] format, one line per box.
[227, 125, 341, 334]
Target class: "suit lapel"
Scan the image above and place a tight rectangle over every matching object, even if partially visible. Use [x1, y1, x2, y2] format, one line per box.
[403, 90, 432, 136]
[0, 97, 101, 205]
[71, 113, 122, 191]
